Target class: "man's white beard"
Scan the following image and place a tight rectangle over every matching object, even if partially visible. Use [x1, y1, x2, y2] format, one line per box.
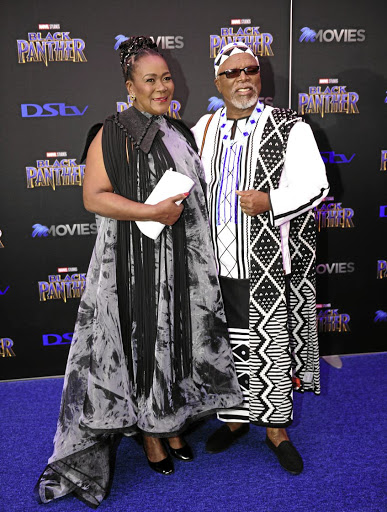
[230, 91, 258, 111]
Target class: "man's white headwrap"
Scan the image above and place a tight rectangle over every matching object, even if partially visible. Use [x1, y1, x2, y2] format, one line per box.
[214, 42, 259, 77]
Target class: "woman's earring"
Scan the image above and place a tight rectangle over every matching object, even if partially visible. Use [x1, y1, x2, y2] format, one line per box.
[130, 94, 136, 101]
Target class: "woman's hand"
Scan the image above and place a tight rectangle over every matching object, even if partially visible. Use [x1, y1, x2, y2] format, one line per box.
[152, 193, 188, 225]
[84, 128, 189, 223]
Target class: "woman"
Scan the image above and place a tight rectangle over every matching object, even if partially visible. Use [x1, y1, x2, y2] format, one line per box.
[35, 36, 242, 508]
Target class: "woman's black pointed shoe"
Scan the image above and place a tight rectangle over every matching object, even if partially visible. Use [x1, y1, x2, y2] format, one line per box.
[146, 453, 174, 475]
[143, 443, 174, 475]
[168, 442, 194, 461]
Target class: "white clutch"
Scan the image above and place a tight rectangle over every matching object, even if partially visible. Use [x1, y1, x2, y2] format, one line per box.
[135, 169, 195, 240]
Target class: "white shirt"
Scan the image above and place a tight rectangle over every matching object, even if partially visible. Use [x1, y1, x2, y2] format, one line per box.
[192, 105, 329, 277]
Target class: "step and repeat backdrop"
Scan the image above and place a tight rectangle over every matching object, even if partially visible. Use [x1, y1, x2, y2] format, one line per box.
[1, 0, 385, 380]
[292, 1, 386, 356]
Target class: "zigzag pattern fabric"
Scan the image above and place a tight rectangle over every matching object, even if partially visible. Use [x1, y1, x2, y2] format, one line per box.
[248, 108, 319, 427]
[218, 328, 250, 422]
[288, 210, 320, 393]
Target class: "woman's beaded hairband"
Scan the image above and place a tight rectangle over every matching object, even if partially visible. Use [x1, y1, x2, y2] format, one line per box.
[119, 36, 158, 68]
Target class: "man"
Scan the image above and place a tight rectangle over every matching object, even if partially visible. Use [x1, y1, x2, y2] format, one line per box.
[192, 42, 329, 475]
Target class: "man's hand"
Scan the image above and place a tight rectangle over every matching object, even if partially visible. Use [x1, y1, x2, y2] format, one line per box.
[236, 190, 270, 216]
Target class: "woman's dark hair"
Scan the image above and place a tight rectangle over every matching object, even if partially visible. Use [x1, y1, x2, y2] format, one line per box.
[119, 36, 161, 81]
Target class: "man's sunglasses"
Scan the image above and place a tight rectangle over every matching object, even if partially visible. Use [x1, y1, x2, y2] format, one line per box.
[217, 65, 260, 79]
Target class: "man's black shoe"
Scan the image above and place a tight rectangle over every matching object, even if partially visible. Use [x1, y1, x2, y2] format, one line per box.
[206, 423, 249, 454]
[265, 436, 304, 475]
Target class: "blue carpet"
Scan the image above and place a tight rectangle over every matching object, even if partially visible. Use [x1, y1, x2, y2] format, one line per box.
[1, 353, 386, 512]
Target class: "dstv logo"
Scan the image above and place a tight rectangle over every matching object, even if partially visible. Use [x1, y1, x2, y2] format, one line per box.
[320, 152, 355, 164]
[299, 27, 365, 43]
[21, 103, 88, 118]
[0, 286, 10, 296]
[32, 223, 97, 237]
[42, 333, 73, 346]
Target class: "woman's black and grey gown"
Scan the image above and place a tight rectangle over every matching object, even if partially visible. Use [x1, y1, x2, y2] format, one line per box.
[35, 107, 242, 508]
